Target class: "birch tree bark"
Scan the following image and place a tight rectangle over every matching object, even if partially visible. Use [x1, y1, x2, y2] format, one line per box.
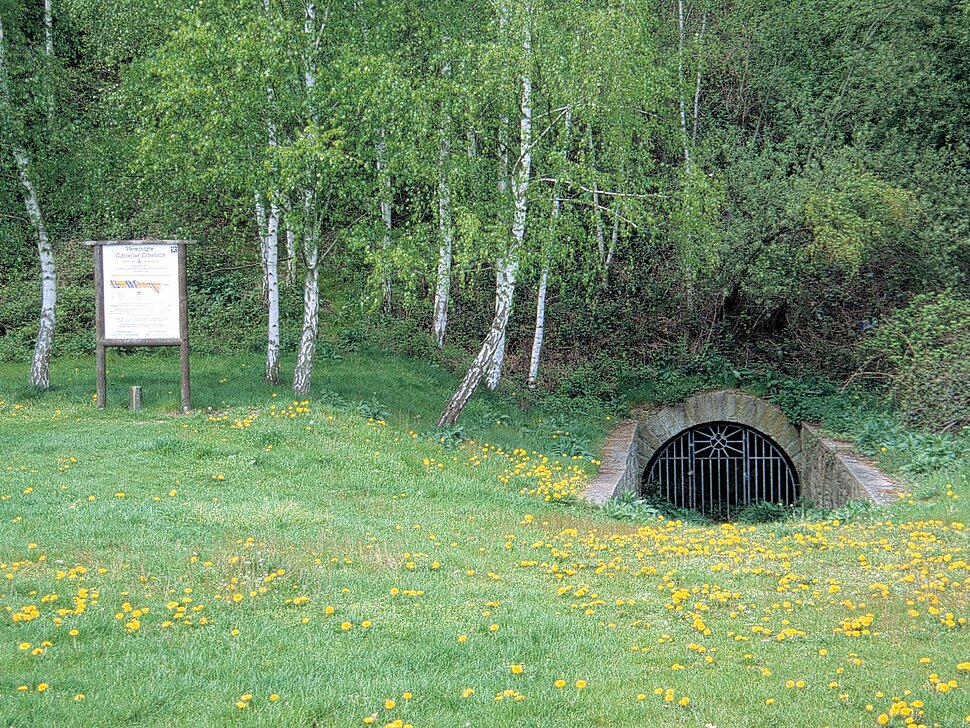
[17, 149, 56, 391]
[377, 131, 393, 312]
[527, 105, 570, 389]
[284, 219, 297, 284]
[293, 188, 319, 395]
[264, 200, 281, 384]
[292, 1, 321, 395]
[44, 0, 53, 123]
[526, 264, 548, 389]
[432, 59, 453, 348]
[439, 17, 531, 425]
[1, 16, 57, 390]
[485, 3, 512, 390]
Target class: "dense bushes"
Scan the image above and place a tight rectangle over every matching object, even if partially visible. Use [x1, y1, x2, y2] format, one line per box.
[861, 292, 970, 430]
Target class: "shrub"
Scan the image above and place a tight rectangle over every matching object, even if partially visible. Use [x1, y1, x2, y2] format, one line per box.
[860, 292, 970, 430]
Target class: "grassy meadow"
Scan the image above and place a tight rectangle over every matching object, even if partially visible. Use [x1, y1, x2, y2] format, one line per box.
[0, 353, 968, 727]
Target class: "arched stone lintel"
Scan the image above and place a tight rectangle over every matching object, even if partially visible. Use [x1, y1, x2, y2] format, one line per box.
[639, 390, 804, 478]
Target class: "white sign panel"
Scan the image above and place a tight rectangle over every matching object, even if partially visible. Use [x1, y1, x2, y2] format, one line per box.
[102, 244, 181, 341]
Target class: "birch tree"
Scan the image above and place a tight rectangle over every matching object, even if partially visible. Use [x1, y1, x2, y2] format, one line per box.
[527, 105, 571, 388]
[432, 55, 454, 348]
[0, 11, 57, 390]
[291, 1, 324, 396]
[439, 6, 532, 425]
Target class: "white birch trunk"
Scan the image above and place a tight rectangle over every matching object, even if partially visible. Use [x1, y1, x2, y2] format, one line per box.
[2, 19, 56, 389]
[487, 6, 512, 389]
[432, 68, 453, 349]
[527, 106, 570, 389]
[604, 211, 619, 289]
[293, 2, 321, 395]
[377, 133, 393, 312]
[44, 0, 53, 123]
[526, 264, 547, 389]
[485, 262, 512, 390]
[264, 201, 281, 384]
[440, 18, 532, 424]
[588, 125, 606, 265]
[285, 221, 297, 285]
[293, 189, 319, 395]
[677, 0, 696, 314]
[16, 150, 57, 390]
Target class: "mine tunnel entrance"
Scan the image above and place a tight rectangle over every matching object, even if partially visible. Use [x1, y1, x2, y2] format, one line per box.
[642, 421, 799, 519]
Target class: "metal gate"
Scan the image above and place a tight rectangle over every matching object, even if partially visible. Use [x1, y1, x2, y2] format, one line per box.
[642, 421, 798, 519]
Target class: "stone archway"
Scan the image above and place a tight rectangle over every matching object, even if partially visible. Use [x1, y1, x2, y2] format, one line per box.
[582, 389, 900, 511]
[635, 390, 804, 480]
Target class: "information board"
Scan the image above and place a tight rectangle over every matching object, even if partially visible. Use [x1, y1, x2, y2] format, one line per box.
[86, 239, 195, 411]
[102, 243, 181, 342]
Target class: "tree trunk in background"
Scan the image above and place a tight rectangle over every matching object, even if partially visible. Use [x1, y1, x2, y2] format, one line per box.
[440, 18, 532, 424]
[44, 0, 53, 123]
[16, 150, 57, 390]
[486, 259, 513, 390]
[1, 18, 56, 390]
[432, 75, 453, 349]
[604, 211, 619, 289]
[285, 220, 297, 284]
[293, 1, 320, 395]
[377, 132, 393, 313]
[528, 106, 570, 389]
[486, 4, 511, 390]
[527, 263, 548, 389]
[677, 0, 691, 173]
[293, 191, 319, 395]
[588, 125, 606, 265]
[264, 201, 281, 384]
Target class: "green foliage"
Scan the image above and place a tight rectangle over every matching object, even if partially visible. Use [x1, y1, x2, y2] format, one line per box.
[355, 397, 391, 421]
[601, 490, 660, 522]
[860, 292, 970, 429]
[422, 423, 467, 450]
[549, 430, 593, 459]
[736, 500, 791, 524]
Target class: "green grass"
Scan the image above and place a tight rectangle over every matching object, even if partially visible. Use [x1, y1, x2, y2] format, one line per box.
[0, 353, 968, 727]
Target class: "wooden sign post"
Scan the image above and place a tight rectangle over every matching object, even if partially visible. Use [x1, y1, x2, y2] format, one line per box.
[85, 240, 195, 411]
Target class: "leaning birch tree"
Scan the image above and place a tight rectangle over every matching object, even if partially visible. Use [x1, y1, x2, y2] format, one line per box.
[438, 5, 533, 425]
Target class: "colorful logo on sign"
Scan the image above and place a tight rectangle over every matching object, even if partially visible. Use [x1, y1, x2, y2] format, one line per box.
[110, 280, 162, 293]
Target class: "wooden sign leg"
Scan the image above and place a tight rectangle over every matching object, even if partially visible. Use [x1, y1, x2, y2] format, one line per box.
[178, 243, 191, 412]
[96, 344, 106, 408]
[94, 244, 107, 408]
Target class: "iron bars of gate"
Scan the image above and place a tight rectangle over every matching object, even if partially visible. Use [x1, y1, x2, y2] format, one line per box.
[642, 421, 799, 519]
